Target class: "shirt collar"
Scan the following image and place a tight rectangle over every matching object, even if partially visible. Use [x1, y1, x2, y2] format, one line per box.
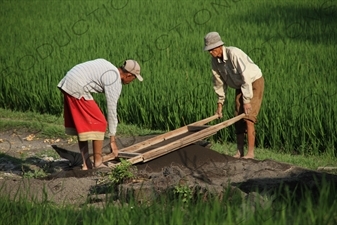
[215, 46, 228, 63]
[222, 46, 228, 61]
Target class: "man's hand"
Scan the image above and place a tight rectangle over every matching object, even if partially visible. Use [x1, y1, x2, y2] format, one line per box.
[244, 103, 252, 115]
[216, 103, 223, 118]
[110, 136, 119, 158]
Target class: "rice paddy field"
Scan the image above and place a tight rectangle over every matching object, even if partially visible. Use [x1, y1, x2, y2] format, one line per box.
[1, 0, 336, 155]
[1, 179, 337, 225]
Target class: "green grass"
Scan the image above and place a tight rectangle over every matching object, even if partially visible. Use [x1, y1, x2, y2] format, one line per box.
[211, 142, 337, 171]
[1, 180, 337, 225]
[0, 109, 67, 138]
[0, 0, 336, 154]
[0, 108, 163, 139]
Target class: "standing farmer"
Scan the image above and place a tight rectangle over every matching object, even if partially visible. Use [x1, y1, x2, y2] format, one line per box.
[203, 32, 264, 159]
[57, 59, 143, 169]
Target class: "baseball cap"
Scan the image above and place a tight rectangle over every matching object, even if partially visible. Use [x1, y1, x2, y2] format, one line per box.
[203, 32, 224, 51]
[123, 59, 143, 81]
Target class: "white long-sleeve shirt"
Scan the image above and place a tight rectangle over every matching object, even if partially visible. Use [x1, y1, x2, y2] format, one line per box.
[57, 58, 122, 136]
[211, 46, 262, 104]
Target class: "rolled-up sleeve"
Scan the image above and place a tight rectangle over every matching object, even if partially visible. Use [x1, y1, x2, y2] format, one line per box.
[240, 82, 253, 104]
[105, 87, 121, 136]
[212, 69, 226, 105]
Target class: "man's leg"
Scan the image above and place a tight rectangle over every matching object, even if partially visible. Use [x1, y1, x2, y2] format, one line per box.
[234, 89, 246, 158]
[234, 133, 245, 158]
[243, 76, 264, 159]
[78, 140, 92, 170]
[234, 119, 246, 158]
[63, 93, 92, 169]
[243, 120, 255, 159]
[72, 98, 107, 169]
[93, 140, 105, 168]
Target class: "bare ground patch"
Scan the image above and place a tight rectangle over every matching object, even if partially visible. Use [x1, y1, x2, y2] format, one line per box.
[1, 129, 337, 207]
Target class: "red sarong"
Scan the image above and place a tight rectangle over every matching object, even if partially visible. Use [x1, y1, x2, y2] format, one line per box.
[63, 92, 107, 141]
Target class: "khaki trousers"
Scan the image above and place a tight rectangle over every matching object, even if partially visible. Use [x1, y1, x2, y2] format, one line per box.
[234, 76, 264, 134]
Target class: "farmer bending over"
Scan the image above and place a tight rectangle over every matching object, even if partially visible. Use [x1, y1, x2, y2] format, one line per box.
[57, 59, 143, 169]
[203, 32, 264, 159]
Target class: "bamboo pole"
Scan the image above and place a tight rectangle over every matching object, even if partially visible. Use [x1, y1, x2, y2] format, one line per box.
[103, 114, 219, 162]
[126, 114, 245, 164]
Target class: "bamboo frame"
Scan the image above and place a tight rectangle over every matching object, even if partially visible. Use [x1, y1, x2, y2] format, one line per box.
[103, 114, 245, 165]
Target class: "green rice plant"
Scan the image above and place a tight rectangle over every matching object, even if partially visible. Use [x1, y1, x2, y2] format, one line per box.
[173, 184, 193, 203]
[0, 0, 336, 155]
[1, 178, 337, 225]
[108, 159, 136, 185]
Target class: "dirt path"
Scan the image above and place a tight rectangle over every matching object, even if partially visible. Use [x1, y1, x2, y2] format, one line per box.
[1, 129, 337, 207]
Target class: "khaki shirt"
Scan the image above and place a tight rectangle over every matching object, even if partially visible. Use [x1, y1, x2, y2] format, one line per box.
[211, 46, 262, 104]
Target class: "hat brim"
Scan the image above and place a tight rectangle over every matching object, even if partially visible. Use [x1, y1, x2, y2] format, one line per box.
[134, 74, 143, 82]
[204, 41, 224, 51]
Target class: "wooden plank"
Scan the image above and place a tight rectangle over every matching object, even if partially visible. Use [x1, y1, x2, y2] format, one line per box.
[91, 152, 141, 161]
[127, 113, 245, 164]
[125, 154, 144, 164]
[142, 113, 245, 162]
[122, 115, 218, 152]
[118, 152, 141, 159]
[187, 125, 211, 132]
[103, 114, 219, 162]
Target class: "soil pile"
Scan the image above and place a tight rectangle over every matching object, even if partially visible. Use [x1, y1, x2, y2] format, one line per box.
[1, 131, 337, 207]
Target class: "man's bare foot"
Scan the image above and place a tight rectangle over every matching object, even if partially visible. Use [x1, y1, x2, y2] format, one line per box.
[233, 150, 243, 158]
[243, 154, 254, 159]
[82, 158, 93, 170]
[108, 150, 118, 161]
[82, 165, 88, 170]
[82, 164, 93, 170]
[112, 149, 118, 158]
